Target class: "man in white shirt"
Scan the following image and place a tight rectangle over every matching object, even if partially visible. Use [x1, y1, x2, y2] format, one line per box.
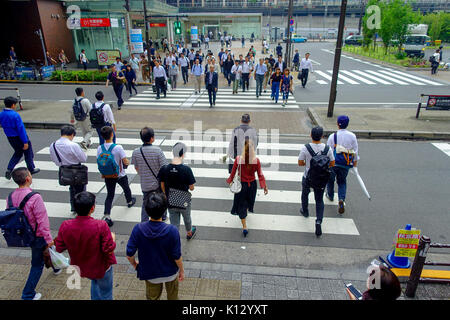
[230, 60, 242, 94]
[298, 126, 335, 237]
[97, 126, 136, 227]
[91, 91, 116, 145]
[205, 36, 210, 49]
[326, 115, 359, 215]
[130, 54, 141, 79]
[275, 55, 286, 73]
[50, 125, 88, 214]
[71, 87, 93, 150]
[241, 56, 253, 92]
[79, 49, 89, 70]
[153, 60, 167, 99]
[299, 53, 314, 88]
[254, 58, 268, 98]
[191, 59, 204, 94]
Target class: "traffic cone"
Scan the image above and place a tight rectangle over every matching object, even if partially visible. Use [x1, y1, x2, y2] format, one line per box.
[387, 224, 411, 268]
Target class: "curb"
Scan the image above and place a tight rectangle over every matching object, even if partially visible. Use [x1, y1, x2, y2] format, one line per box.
[306, 107, 450, 141]
[0, 80, 154, 86]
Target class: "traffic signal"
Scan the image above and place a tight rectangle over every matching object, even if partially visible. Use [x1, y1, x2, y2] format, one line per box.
[174, 21, 181, 35]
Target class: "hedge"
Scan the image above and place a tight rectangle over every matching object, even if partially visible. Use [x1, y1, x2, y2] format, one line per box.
[50, 70, 109, 82]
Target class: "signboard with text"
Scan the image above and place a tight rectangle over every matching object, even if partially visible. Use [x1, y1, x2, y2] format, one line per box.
[191, 26, 198, 42]
[41, 65, 55, 78]
[394, 229, 421, 258]
[425, 95, 450, 111]
[81, 18, 111, 28]
[96, 49, 121, 66]
[130, 29, 144, 54]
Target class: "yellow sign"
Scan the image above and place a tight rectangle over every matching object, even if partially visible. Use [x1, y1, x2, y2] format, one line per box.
[96, 50, 121, 66]
[394, 229, 421, 258]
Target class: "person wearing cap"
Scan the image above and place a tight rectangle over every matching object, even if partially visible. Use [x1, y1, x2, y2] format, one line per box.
[298, 127, 335, 237]
[158, 142, 197, 241]
[326, 115, 359, 214]
[227, 114, 258, 173]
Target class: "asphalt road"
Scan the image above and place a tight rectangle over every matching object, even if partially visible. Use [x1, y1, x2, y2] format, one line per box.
[0, 129, 448, 256]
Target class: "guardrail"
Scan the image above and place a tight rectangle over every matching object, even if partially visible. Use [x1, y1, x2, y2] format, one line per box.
[0, 87, 23, 110]
[405, 235, 450, 298]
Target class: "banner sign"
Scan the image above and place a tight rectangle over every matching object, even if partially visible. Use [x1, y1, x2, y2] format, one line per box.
[150, 23, 166, 27]
[130, 29, 144, 54]
[425, 95, 450, 111]
[15, 67, 35, 79]
[81, 18, 110, 28]
[394, 229, 421, 257]
[96, 49, 121, 66]
[41, 65, 55, 78]
[191, 26, 198, 41]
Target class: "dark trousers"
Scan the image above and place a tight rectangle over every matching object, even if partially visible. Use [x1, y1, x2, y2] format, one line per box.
[104, 175, 133, 215]
[207, 85, 217, 105]
[242, 73, 250, 91]
[327, 166, 349, 201]
[82, 62, 88, 70]
[69, 184, 86, 212]
[300, 69, 309, 87]
[155, 77, 166, 98]
[113, 85, 124, 107]
[181, 66, 189, 84]
[126, 81, 138, 95]
[141, 190, 167, 222]
[431, 63, 439, 74]
[224, 69, 231, 85]
[7, 136, 35, 171]
[301, 177, 325, 224]
[96, 124, 116, 146]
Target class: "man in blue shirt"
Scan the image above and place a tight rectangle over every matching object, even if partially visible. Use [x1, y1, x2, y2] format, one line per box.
[0, 97, 40, 180]
[126, 192, 184, 300]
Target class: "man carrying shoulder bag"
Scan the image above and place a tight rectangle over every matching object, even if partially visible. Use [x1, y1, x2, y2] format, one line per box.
[49, 125, 88, 215]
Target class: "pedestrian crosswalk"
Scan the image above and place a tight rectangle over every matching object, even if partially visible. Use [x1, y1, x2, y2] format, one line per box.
[123, 87, 300, 109]
[312, 68, 443, 86]
[432, 143, 450, 158]
[0, 135, 361, 239]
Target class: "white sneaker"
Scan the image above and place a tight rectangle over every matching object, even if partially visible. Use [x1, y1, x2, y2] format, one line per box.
[32, 292, 42, 300]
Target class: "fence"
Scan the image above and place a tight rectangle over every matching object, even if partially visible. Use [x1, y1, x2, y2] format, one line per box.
[0, 87, 23, 110]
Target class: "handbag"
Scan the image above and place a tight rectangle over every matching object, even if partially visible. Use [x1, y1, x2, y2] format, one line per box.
[168, 188, 192, 209]
[229, 157, 242, 194]
[52, 143, 88, 186]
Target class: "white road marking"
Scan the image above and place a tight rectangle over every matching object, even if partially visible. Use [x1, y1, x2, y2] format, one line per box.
[315, 70, 344, 84]
[432, 143, 450, 157]
[351, 70, 393, 85]
[326, 70, 360, 84]
[340, 70, 376, 85]
[364, 70, 409, 85]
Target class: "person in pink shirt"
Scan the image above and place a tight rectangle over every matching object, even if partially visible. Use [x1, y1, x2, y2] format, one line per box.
[55, 191, 117, 300]
[7, 167, 57, 300]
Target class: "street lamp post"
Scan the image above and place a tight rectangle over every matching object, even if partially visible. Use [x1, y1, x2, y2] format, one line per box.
[285, 0, 294, 68]
[327, 0, 348, 118]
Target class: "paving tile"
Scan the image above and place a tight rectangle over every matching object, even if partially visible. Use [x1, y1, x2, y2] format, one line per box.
[113, 274, 135, 290]
[0, 280, 24, 300]
[123, 289, 146, 300]
[285, 277, 298, 290]
[179, 295, 194, 300]
[252, 274, 265, 284]
[0, 264, 15, 280]
[179, 278, 198, 296]
[42, 272, 71, 286]
[275, 286, 288, 300]
[263, 275, 275, 284]
[333, 291, 349, 300]
[240, 294, 252, 300]
[297, 290, 311, 300]
[425, 284, 450, 299]
[329, 279, 346, 293]
[287, 289, 299, 300]
[307, 278, 321, 292]
[274, 276, 287, 286]
[318, 279, 332, 292]
[252, 284, 264, 300]
[263, 283, 276, 297]
[188, 269, 201, 278]
[241, 283, 252, 297]
[37, 283, 62, 300]
[241, 274, 253, 283]
[195, 278, 220, 297]
[201, 270, 232, 280]
[232, 273, 242, 281]
[113, 264, 129, 273]
[217, 280, 241, 299]
[76, 288, 91, 300]
[296, 278, 309, 291]
[128, 279, 145, 291]
[321, 291, 334, 300]
[54, 286, 82, 300]
[310, 291, 323, 300]
[193, 296, 218, 300]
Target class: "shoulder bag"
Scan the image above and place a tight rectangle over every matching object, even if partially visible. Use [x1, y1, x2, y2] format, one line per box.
[53, 143, 88, 186]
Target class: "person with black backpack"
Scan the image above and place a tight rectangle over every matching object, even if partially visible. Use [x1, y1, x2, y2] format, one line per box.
[90, 91, 116, 145]
[298, 126, 335, 237]
[70, 87, 93, 150]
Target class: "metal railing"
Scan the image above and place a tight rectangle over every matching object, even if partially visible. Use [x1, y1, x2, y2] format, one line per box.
[0, 88, 23, 110]
[405, 235, 450, 298]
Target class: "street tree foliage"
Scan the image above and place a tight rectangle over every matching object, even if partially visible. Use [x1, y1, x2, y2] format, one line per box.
[421, 11, 450, 42]
[362, 0, 380, 49]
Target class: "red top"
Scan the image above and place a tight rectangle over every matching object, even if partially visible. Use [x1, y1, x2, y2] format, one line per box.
[227, 156, 267, 189]
[55, 216, 117, 279]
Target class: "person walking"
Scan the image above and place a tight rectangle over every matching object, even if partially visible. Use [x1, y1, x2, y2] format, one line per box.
[46, 51, 57, 66]
[158, 143, 197, 240]
[191, 59, 204, 95]
[230, 60, 242, 94]
[292, 49, 300, 71]
[241, 35, 245, 48]
[131, 127, 169, 222]
[188, 49, 196, 69]
[226, 139, 268, 237]
[254, 58, 267, 98]
[90, 91, 116, 145]
[205, 36, 210, 49]
[168, 59, 179, 90]
[430, 49, 440, 75]
[179, 53, 189, 84]
[106, 65, 125, 109]
[49, 125, 88, 215]
[275, 55, 286, 73]
[263, 57, 272, 93]
[224, 54, 234, 86]
[280, 68, 293, 107]
[130, 53, 141, 81]
[270, 67, 282, 104]
[124, 65, 138, 97]
[299, 52, 314, 88]
[97, 126, 136, 227]
[227, 114, 258, 173]
[298, 127, 335, 237]
[79, 49, 89, 70]
[241, 56, 253, 92]
[326, 115, 359, 215]
[58, 49, 69, 70]
[276, 43, 283, 57]
[7, 167, 58, 300]
[54, 191, 117, 300]
[0, 97, 40, 180]
[153, 60, 167, 99]
[140, 54, 150, 83]
[205, 65, 218, 108]
[70, 88, 93, 150]
[126, 192, 184, 300]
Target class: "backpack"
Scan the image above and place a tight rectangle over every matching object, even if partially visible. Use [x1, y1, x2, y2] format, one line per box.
[333, 133, 355, 168]
[305, 144, 331, 189]
[89, 103, 106, 128]
[97, 144, 120, 178]
[0, 192, 39, 247]
[429, 55, 435, 63]
[72, 98, 87, 121]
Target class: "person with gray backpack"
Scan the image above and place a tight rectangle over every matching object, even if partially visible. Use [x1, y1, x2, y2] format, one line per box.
[71, 87, 93, 150]
[298, 126, 335, 237]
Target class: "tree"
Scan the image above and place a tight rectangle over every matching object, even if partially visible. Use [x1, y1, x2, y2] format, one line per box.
[362, 0, 380, 49]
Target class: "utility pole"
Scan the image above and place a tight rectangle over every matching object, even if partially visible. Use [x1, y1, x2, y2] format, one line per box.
[358, 0, 365, 35]
[35, 29, 47, 66]
[285, 0, 294, 68]
[143, 0, 149, 45]
[327, 0, 348, 118]
[123, 0, 132, 56]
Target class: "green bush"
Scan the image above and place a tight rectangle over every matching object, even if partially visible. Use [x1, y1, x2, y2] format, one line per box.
[50, 70, 108, 82]
[394, 51, 407, 60]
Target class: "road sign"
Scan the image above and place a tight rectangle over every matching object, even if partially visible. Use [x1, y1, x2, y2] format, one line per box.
[290, 19, 294, 26]
[290, 26, 294, 32]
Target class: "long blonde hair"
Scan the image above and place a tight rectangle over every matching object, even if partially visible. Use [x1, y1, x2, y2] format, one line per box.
[240, 138, 257, 168]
